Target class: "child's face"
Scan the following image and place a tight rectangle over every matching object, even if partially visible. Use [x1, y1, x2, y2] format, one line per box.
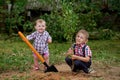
[35, 22, 46, 33]
[75, 33, 87, 44]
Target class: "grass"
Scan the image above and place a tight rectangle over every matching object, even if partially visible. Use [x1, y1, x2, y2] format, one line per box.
[0, 37, 120, 73]
[89, 40, 120, 65]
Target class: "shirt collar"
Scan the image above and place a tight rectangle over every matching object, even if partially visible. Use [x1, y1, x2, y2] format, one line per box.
[76, 43, 86, 47]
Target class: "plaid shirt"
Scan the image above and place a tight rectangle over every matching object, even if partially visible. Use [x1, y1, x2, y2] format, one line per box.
[26, 31, 52, 54]
[73, 44, 92, 57]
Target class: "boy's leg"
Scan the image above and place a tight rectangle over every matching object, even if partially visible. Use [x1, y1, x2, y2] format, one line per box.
[73, 60, 91, 73]
[65, 57, 73, 68]
[33, 53, 39, 70]
[43, 54, 49, 64]
[43, 53, 49, 70]
[72, 60, 82, 72]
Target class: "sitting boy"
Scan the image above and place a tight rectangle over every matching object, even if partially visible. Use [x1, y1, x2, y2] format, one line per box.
[65, 29, 93, 73]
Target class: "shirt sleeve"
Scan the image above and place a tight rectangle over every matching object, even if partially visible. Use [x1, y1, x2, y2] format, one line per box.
[85, 45, 92, 57]
[48, 34, 52, 40]
[46, 31, 52, 41]
[26, 32, 36, 40]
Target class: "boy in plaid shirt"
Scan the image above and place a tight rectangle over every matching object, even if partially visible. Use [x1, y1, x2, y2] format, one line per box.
[26, 19, 52, 70]
[65, 29, 92, 73]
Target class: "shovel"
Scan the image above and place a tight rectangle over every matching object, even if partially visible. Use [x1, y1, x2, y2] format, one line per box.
[18, 31, 58, 72]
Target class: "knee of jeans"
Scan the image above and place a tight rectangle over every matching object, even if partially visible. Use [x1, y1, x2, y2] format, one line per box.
[65, 57, 71, 62]
[65, 57, 70, 61]
[74, 61, 80, 66]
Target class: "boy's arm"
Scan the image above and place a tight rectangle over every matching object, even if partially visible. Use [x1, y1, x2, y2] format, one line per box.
[26, 32, 36, 40]
[47, 32, 52, 43]
[72, 55, 90, 62]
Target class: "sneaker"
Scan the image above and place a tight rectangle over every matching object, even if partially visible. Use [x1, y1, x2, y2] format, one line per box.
[88, 68, 96, 73]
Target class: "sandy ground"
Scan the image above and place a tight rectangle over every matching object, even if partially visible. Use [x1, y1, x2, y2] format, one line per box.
[0, 63, 120, 80]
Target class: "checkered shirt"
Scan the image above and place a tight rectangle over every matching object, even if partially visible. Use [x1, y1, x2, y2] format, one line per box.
[26, 31, 52, 54]
[73, 44, 92, 57]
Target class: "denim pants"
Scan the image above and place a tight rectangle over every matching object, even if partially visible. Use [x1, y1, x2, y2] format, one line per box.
[65, 57, 91, 73]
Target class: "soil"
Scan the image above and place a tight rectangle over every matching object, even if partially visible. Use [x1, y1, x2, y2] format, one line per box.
[0, 63, 120, 80]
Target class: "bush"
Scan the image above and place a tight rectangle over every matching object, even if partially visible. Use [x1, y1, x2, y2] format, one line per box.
[99, 29, 115, 40]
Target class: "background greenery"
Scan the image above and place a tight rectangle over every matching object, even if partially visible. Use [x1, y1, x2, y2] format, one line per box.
[0, 0, 120, 42]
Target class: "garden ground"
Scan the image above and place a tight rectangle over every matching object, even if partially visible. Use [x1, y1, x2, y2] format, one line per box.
[0, 62, 120, 80]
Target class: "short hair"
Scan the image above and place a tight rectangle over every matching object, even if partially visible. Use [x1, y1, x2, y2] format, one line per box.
[34, 19, 46, 26]
[76, 29, 89, 39]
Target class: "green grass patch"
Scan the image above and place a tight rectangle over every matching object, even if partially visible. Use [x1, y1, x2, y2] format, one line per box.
[0, 39, 120, 73]
[89, 40, 120, 65]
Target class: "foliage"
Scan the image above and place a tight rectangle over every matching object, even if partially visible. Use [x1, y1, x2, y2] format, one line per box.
[23, 21, 34, 32]
[108, 0, 120, 14]
[4, 0, 27, 34]
[58, 2, 78, 42]
[40, 1, 79, 42]
[0, 0, 4, 5]
[98, 29, 115, 40]
[41, 0, 120, 42]
[0, 0, 120, 41]
[40, 1, 102, 42]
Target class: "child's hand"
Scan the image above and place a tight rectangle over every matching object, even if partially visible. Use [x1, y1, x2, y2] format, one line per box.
[68, 48, 73, 54]
[66, 48, 73, 56]
[47, 39, 52, 43]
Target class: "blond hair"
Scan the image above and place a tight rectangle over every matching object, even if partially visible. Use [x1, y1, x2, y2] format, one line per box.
[76, 29, 89, 39]
[34, 19, 46, 26]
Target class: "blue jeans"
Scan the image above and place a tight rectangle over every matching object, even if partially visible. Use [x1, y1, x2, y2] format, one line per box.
[65, 57, 91, 73]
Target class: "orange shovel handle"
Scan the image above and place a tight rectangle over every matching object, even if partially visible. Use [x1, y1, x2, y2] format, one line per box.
[18, 31, 45, 63]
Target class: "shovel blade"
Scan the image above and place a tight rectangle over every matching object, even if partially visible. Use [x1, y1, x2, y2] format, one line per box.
[44, 65, 58, 73]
